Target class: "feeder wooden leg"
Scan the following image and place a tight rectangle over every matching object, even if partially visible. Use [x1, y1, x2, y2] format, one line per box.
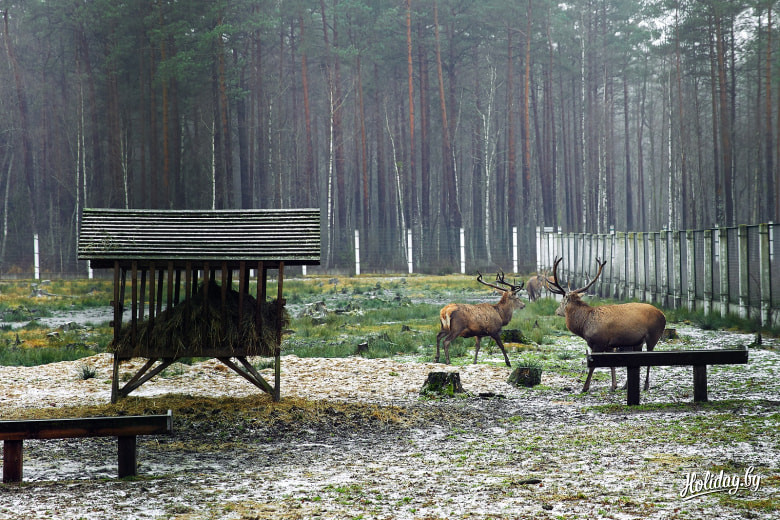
[111, 353, 121, 404]
[274, 350, 281, 402]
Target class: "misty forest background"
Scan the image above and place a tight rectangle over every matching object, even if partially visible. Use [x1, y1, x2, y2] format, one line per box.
[1, 0, 778, 275]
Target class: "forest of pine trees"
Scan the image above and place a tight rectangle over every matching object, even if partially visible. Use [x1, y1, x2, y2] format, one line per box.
[0, 0, 778, 273]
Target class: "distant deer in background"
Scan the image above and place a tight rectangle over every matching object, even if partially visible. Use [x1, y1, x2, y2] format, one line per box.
[436, 272, 525, 366]
[546, 257, 666, 392]
[525, 272, 551, 301]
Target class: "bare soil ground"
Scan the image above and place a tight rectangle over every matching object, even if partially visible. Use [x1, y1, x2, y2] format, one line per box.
[0, 326, 778, 520]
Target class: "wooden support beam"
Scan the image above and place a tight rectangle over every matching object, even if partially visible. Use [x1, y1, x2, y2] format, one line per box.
[626, 366, 641, 406]
[117, 435, 137, 478]
[117, 359, 176, 399]
[238, 261, 246, 324]
[112, 261, 121, 342]
[693, 365, 708, 402]
[3, 440, 22, 483]
[131, 261, 138, 346]
[218, 357, 276, 397]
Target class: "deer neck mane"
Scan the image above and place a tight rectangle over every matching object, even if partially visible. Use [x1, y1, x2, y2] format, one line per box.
[564, 293, 594, 335]
[493, 291, 515, 321]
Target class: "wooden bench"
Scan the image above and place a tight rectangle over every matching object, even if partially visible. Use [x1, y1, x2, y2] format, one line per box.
[1, 410, 172, 483]
[587, 349, 749, 405]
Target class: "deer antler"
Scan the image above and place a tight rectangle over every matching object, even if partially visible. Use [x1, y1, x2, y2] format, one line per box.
[494, 270, 524, 292]
[546, 256, 567, 295]
[477, 270, 523, 292]
[573, 258, 607, 294]
[547, 257, 607, 296]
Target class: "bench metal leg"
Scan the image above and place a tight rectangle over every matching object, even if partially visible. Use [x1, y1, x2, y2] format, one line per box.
[693, 365, 708, 402]
[3, 440, 23, 483]
[626, 366, 641, 405]
[117, 436, 137, 478]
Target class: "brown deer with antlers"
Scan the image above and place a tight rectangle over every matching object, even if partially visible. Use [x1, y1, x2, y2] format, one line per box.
[546, 257, 666, 392]
[435, 272, 525, 366]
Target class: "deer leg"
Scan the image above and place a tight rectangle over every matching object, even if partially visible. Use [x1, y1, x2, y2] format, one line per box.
[582, 367, 595, 393]
[644, 342, 656, 391]
[435, 331, 446, 363]
[610, 367, 617, 391]
[442, 335, 454, 365]
[492, 336, 511, 367]
[472, 337, 482, 364]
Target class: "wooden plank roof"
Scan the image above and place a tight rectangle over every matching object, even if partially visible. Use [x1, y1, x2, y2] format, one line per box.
[78, 208, 321, 268]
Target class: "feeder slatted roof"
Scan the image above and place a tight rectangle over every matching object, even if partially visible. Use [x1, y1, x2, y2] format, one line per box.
[78, 208, 320, 268]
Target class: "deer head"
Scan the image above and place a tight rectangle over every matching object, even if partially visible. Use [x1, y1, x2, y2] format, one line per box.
[546, 257, 607, 316]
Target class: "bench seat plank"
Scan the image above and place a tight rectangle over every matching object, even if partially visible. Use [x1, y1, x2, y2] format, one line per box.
[0, 411, 172, 441]
[587, 348, 748, 368]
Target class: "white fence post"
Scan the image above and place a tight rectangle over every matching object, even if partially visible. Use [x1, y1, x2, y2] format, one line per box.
[536, 226, 542, 271]
[33, 233, 40, 280]
[460, 228, 466, 274]
[407, 228, 413, 274]
[354, 229, 361, 276]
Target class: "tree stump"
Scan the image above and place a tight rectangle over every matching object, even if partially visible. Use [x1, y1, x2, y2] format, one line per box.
[661, 328, 678, 340]
[501, 329, 526, 343]
[507, 366, 542, 387]
[420, 372, 464, 396]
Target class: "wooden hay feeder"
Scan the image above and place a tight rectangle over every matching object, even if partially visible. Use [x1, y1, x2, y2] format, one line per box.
[78, 208, 320, 403]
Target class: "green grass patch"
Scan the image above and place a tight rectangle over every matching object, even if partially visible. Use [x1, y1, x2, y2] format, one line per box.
[0, 342, 101, 366]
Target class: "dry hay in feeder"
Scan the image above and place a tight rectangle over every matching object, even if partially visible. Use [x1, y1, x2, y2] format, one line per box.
[112, 280, 288, 359]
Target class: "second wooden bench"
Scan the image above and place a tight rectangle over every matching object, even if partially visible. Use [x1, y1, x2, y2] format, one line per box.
[1, 410, 172, 483]
[587, 349, 749, 405]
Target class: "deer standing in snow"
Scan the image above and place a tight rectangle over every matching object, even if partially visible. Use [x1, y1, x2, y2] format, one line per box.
[546, 257, 666, 392]
[435, 272, 525, 366]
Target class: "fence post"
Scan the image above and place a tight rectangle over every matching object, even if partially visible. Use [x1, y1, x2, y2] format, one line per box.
[647, 232, 657, 303]
[34, 233, 40, 280]
[759, 224, 771, 327]
[719, 227, 730, 317]
[672, 231, 682, 309]
[609, 231, 617, 299]
[407, 228, 413, 274]
[460, 228, 466, 274]
[626, 232, 636, 300]
[637, 233, 646, 302]
[738, 225, 749, 319]
[686, 230, 696, 311]
[703, 229, 713, 316]
[659, 230, 669, 307]
[512, 226, 518, 274]
[536, 226, 542, 271]
[354, 229, 361, 276]
[614, 232, 625, 300]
